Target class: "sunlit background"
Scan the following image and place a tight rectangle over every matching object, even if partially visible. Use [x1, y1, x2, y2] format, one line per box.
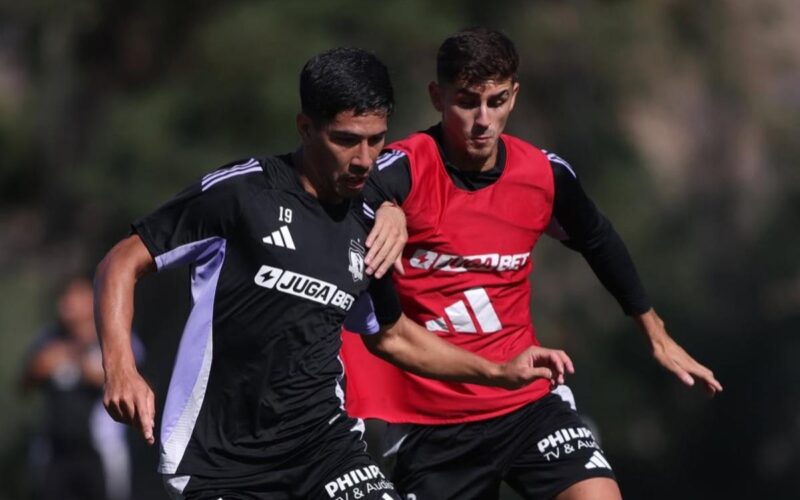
[1, 1, 798, 499]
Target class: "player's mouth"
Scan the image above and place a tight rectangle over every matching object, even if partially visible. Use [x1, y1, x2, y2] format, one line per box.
[343, 175, 368, 189]
[469, 135, 493, 147]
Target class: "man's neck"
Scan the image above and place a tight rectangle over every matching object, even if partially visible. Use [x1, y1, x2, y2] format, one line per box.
[438, 127, 499, 173]
[292, 148, 342, 204]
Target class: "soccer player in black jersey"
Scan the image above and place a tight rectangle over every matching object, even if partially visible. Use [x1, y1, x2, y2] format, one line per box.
[93, 48, 572, 500]
[342, 28, 724, 500]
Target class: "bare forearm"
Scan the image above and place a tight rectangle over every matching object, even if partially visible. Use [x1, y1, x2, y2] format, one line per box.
[365, 316, 502, 385]
[94, 235, 154, 375]
[94, 234, 159, 443]
[632, 308, 661, 339]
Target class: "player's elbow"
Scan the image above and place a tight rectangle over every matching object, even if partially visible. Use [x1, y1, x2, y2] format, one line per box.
[363, 320, 404, 359]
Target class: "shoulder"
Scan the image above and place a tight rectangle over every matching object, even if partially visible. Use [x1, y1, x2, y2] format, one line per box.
[375, 149, 409, 173]
[386, 132, 438, 161]
[501, 134, 553, 163]
[199, 157, 265, 192]
[542, 150, 578, 180]
[198, 155, 300, 196]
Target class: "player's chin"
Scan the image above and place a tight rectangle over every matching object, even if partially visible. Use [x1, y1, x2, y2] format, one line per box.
[336, 184, 365, 199]
[466, 145, 494, 162]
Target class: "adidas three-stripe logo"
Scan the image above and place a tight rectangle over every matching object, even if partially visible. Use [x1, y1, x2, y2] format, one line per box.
[425, 287, 502, 334]
[262, 226, 296, 250]
[585, 451, 612, 470]
[376, 150, 405, 171]
[201, 158, 262, 191]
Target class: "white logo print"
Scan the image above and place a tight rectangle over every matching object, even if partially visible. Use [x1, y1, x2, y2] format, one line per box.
[537, 426, 600, 462]
[425, 287, 502, 334]
[348, 240, 365, 282]
[323, 465, 392, 498]
[262, 225, 296, 250]
[254, 265, 355, 311]
[585, 450, 612, 470]
[409, 248, 530, 273]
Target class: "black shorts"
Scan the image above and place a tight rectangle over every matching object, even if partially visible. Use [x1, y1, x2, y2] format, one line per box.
[389, 391, 616, 500]
[173, 418, 401, 500]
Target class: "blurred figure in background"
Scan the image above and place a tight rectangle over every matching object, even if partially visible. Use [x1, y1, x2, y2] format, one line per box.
[21, 277, 136, 500]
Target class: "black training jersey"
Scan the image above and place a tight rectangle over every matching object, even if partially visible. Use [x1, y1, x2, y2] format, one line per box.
[133, 155, 399, 481]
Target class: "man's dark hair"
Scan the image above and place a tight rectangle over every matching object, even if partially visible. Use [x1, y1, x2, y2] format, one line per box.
[300, 47, 394, 124]
[437, 27, 519, 86]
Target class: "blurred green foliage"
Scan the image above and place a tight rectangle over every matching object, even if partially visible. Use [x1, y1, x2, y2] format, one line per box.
[1, 1, 798, 498]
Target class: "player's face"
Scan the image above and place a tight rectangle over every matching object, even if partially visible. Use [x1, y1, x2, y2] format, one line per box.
[430, 78, 519, 171]
[298, 110, 388, 202]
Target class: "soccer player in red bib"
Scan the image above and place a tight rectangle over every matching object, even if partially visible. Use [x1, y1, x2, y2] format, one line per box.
[341, 28, 723, 500]
[94, 47, 573, 500]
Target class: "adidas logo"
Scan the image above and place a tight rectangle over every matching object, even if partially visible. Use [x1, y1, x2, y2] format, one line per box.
[585, 451, 612, 470]
[262, 226, 296, 250]
[425, 287, 502, 334]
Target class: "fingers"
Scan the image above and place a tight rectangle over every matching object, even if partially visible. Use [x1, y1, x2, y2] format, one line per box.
[529, 366, 553, 382]
[104, 396, 126, 423]
[366, 204, 407, 277]
[672, 364, 696, 387]
[393, 257, 405, 276]
[657, 350, 695, 387]
[542, 351, 565, 385]
[365, 228, 405, 278]
[527, 347, 574, 386]
[372, 238, 405, 279]
[364, 227, 384, 271]
[142, 389, 156, 445]
[559, 350, 575, 375]
[659, 347, 723, 396]
[548, 349, 574, 384]
[103, 379, 157, 444]
[364, 226, 390, 276]
[686, 362, 723, 396]
[132, 389, 156, 445]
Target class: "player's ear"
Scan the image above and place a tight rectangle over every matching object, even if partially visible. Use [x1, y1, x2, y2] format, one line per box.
[508, 81, 520, 112]
[428, 81, 444, 112]
[296, 112, 313, 139]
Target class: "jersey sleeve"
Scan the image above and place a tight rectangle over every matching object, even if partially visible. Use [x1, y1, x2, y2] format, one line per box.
[132, 158, 259, 271]
[362, 150, 412, 210]
[545, 152, 652, 316]
[343, 274, 403, 335]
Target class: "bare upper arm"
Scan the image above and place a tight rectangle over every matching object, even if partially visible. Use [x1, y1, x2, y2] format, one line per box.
[97, 234, 156, 281]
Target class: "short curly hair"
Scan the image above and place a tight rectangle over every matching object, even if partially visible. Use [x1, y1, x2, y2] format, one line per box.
[436, 27, 519, 86]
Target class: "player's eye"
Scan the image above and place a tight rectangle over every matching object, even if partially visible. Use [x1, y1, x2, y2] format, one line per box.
[489, 92, 510, 108]
[456, 98, 480, 110]
[330, 134, 360, 147]
[367, 134, 386, 147]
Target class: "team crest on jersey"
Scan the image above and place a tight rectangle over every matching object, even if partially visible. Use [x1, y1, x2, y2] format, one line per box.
[348, 239, 365, 282]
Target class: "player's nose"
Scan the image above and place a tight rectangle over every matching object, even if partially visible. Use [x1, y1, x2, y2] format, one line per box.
[474, 104, 491, 128]
[351, 141, 373, 172]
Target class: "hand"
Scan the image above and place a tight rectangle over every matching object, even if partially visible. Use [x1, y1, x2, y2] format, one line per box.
[365, 202, 407, 278]
[637, 310, 723, 396]
[103, 367, 156, 445]
[497, 346, 574, 390]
